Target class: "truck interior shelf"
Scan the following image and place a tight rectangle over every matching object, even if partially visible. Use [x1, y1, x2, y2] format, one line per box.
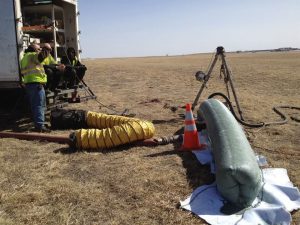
[22, 3, 65, 60]
[22, 26, 65, 33]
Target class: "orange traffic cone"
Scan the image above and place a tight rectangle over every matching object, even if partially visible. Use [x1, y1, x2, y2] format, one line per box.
[180, 103, 205, 151]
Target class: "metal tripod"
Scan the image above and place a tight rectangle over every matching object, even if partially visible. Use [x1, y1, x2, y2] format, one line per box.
[192, 46, 244, 120]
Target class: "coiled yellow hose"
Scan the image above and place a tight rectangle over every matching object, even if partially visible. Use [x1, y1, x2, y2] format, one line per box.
[74, 112, 155, 149]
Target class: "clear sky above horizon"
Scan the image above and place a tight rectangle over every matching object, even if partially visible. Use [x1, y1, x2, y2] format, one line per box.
[78, 0, 300, 58]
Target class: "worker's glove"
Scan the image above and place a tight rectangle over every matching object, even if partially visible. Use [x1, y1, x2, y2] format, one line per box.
[38, 49, 49, 62]
[56, 64, 65, 71]
[65, 65, 72, 69]
[75, 65, 87, 71]
[78, 65, 87, 71]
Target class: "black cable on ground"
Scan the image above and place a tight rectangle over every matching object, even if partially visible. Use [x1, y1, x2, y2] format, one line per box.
[208, 92, 265, 128]
[207, 92, 300, 128]
[61, 48, 134, 117]
[79, 80, 135, 116]
[267, 105, 300, 125]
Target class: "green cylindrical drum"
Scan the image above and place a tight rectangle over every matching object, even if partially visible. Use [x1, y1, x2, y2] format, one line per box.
[198, 99, 262, 212]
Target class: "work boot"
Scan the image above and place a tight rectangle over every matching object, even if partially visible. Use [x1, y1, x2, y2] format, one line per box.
[33, 126, 51, 133]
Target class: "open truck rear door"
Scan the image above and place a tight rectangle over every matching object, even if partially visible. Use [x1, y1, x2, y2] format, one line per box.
[0, 1, 22, 89]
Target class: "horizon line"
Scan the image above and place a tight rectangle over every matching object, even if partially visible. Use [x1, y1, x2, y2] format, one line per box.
[81, 47, 300, 60]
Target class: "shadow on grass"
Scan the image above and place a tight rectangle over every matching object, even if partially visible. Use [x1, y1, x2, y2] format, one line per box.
[53, 146, 77, 154]
[0, 89, 34, 132]
[54, 141, 149, 155]
[146, 126, 215, 190]
[152, 118, 183, 125]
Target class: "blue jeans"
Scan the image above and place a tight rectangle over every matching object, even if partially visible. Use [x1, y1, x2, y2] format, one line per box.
[25, 83, 46, 129]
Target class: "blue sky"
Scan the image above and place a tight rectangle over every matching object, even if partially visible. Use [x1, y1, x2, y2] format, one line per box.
[79, 0, 300, 58]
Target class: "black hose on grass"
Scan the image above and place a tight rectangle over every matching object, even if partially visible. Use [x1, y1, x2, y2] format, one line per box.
[208, 92, 300, 128]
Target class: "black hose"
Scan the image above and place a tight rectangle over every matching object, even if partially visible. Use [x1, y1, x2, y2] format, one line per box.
[208, 92, 300, 127]
[208, 92, 265, 128]
[266, 105, 300, 125]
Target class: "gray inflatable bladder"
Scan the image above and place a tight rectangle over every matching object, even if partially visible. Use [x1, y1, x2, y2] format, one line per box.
[198, 99, 262, 211]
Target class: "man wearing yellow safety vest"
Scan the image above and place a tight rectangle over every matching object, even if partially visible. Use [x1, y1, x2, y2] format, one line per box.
[42, 43, 65, 91]
[61, 47, 87, 88]
[20, 44, 51, 132]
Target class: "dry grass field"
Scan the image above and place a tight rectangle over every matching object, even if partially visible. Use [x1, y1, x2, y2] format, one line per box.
[0, 50, 299, 224]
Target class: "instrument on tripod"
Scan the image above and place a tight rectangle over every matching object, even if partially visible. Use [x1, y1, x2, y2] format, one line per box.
[192, 46, 244, 120]
[192, 46, 300, 127]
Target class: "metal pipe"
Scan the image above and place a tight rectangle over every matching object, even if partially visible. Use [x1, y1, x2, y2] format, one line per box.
[0, 131, 72, 145]
[0, 132, 183, 150]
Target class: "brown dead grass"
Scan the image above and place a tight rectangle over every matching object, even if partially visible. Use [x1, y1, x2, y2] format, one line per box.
[0, 51, 299, 225]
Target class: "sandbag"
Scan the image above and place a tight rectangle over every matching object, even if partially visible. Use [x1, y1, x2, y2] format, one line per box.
[198, 99, 262, 212]
[50, 109, 87, 130]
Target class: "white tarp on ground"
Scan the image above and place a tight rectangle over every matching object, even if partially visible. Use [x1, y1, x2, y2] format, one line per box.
[180, 133, 300, 225]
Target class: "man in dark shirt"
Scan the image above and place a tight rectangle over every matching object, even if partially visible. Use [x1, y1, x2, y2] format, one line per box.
[61, 47, 87, 88]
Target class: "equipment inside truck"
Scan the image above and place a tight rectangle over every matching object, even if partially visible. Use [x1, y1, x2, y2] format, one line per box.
[1, 0, 96, 112]
[20, 0, 78, 62]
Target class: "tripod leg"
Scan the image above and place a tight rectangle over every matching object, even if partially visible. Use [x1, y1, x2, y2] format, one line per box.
[192, 81, 207, 110]
[79, 79, 96, 97]
[221, 64, 231, 100]
[224, 71, 231, 100]
[221, 56, 244, 120]
[225, 82, 230, 100]
[192, 55, 219, 110]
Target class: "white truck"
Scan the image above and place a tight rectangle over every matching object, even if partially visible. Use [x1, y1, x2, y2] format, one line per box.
[0, 0, 94, 108]
[1, 0, 81, 89]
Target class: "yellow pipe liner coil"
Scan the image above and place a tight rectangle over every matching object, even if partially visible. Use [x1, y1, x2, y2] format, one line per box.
[74, 111, 155, 149]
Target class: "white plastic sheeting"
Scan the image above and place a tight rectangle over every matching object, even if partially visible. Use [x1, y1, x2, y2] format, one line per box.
[180, 132, 300, 225]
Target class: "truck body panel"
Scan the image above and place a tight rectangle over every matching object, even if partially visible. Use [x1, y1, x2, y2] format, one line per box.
[0, 1, 21, 88]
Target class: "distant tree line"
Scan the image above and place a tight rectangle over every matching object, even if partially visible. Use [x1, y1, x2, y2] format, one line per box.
[235, 47, 300, 53]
